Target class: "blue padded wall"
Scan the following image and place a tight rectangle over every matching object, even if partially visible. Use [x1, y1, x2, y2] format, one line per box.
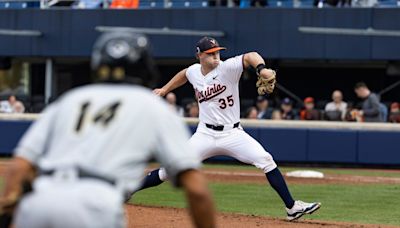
[0, 120, 32, 154]
[307, 129, 358, 163]
[2, 120, 400, 166]
[358, 131, 400, 165]
[259, 128, 308, 162]
[1, 9, 400, 59]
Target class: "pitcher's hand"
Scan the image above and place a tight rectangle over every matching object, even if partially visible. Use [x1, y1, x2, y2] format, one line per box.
[153, 88, 167, 97]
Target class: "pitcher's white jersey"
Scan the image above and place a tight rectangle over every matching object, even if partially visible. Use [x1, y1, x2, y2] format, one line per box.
[15, 84, 200, 193]
[186, 55, 243, 125]
[157, 54, 278, 182]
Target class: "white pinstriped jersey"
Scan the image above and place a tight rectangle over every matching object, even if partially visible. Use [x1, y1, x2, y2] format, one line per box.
[15, 84, 200, 192]
[186, 55, 244, 125]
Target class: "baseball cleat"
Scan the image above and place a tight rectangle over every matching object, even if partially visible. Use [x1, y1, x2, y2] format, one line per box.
[286, 200, 321, 221]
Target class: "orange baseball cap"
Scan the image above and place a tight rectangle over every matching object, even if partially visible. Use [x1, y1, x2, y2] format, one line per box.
[196, 37, 226, 54]
[304, 97, 314, 103]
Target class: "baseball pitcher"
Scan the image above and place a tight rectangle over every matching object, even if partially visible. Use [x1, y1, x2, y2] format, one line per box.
[133, 37, 321, 221]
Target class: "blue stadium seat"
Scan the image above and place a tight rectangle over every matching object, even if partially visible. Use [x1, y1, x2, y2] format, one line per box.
[267, 0, 294, 7]
[169, 0, 207, 7]
[0, 1, 40, 8]
[169, 0, 190, 7]
[378, 0, 398, 6]
[139, 0, 164, 8]
[298, 0, 314, 7]
[27, 1, 40, 7]
[0, 2, 28, 8]
[190, 0, 208, 7]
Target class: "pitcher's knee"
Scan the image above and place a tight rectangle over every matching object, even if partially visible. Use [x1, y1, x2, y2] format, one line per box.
[256, 153, 277, 173]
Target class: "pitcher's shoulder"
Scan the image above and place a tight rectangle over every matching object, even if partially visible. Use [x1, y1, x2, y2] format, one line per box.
[187, 63, 201, 72]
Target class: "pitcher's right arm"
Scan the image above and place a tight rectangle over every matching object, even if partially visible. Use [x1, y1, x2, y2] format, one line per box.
[153, 68, 188, 97]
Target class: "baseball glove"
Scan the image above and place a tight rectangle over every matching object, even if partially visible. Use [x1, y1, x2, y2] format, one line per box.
[0, 180, 33, 228]
[256, 70, 276, 95]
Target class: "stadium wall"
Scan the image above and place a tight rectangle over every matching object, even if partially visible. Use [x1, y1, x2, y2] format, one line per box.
[1, 116, 400, 165]
[0, 8, 399, 59]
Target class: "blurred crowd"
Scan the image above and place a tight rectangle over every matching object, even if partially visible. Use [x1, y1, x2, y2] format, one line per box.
[165, 92, 200, 118]
[1, 82, 399, 124]
[164, 82, 400, 123]
[242, 82, 399, 123]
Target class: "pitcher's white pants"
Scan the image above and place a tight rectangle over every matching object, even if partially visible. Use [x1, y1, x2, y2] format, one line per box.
[159, 124, 277, 181]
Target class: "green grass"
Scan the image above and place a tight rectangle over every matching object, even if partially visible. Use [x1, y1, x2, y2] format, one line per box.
[1, 160, 398, 226]
[202, 163, 400, 178]
[131, 182, 400, 226]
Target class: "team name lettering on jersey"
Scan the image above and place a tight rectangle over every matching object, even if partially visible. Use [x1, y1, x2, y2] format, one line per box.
[195, 84, 226, 103]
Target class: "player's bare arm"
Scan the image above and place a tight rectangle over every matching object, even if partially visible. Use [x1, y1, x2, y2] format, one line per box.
[179, 169, 216, 228]
[243, 52, 277, 95]
[243, 52, 275, 79]
[0, 156, 35, 215]
[153, 68, 188, 97]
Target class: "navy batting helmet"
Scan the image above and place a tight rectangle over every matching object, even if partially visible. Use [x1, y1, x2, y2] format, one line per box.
[91, 31, 159, 87]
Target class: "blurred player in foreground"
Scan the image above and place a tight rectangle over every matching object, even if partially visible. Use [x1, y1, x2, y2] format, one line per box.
[0, 32, 215, 228]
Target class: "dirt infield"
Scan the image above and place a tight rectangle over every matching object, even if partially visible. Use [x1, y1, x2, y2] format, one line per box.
[125, 205, 396, 228]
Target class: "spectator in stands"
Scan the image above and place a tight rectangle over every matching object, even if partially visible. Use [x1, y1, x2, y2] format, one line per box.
[280, 97, 298, 120]
[300, 97, 320, 120]
[389, 102, 400, 123]
[9, 95, 25, 113]
[0, 98, 12, 113]
[245, 106, 258, 119]
[271, 109, 282, 120]
[344, 104, 357, 122]
[0, 95, 24, 113]
[353, 82, 383, 122]
[255, 95, 273, 119]
[345, 102, 366, 122]
[380, 102, 388, 122]
[166, 92, 184, 116]
[186, 101, 199, 118]
[13, 101, 25, 113]
[325, 90, 347, 121]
